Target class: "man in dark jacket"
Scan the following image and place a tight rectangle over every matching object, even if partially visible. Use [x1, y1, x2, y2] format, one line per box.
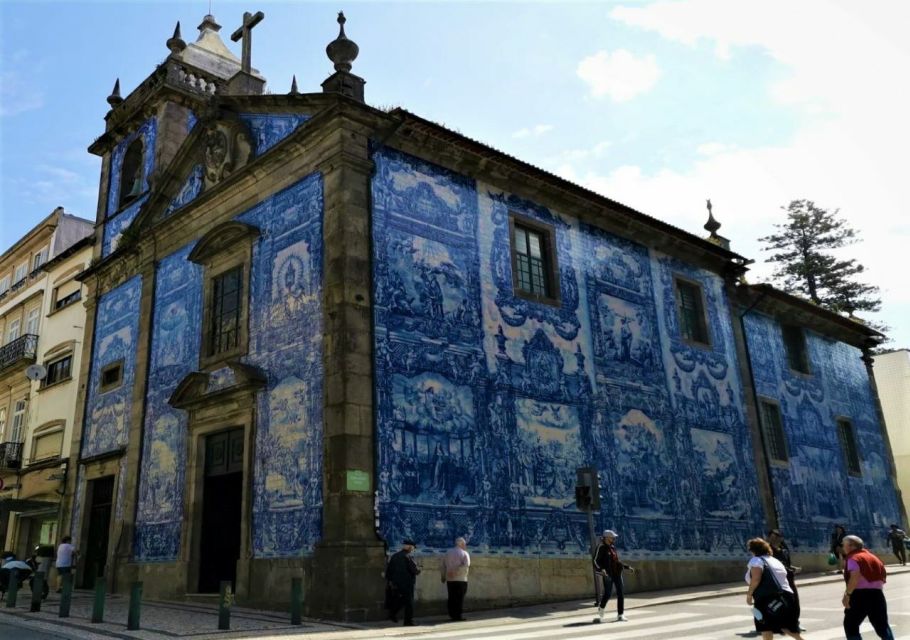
[592, 529, 633, 622]
[386, 539, 421, 626]
[887, 524, 906, 566]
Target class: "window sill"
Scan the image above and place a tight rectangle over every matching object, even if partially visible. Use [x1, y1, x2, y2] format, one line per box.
[680, 337, 713, 351]
[768, 459, 790, 469]
[200, 348, 247, 372]
[37, 377, 73, 393]
[788, 368, 813, 379]
[513, 289, 561, 308]
[47, 300, 81, 317]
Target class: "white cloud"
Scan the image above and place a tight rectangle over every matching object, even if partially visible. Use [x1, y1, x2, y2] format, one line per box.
[576, 49, 661, 102]
[696, 142, 729, 156]
[0, 71, 44, 116]
[513, 124, 554, 139]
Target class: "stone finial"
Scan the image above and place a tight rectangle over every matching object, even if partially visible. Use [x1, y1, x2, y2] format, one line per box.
[107, 78, 123, 107]
[289, 74, 300, 95]
[704, 198, 721, 235]
[326, 11, 359, 72]
[167, 21, 187, 54]
[198, 13, 222, 34]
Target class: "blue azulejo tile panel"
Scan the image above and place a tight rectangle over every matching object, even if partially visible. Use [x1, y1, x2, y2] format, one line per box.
[238, 173, 324, 557]
[82, 276, 142, 458]
[743, 311, 901, 551]
[373, 146, 767, 559]
[102, 194, 149, 258]
[239, 113, 310, 156]
[134, 245, 203, 561]
[107, 117, 157, 217]
[164, 165, 204, 218]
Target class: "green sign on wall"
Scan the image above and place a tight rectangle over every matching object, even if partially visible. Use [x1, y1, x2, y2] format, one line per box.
[346, 469, 371, 492]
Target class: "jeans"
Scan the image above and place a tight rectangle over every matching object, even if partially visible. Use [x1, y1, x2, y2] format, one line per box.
[598, 573, 624, 614]
[844, 589, 894, 640]
[892, 545, 907, 565]
[446, 581, 468, 620]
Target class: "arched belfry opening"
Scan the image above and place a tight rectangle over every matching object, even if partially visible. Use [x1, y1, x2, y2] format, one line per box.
[119, 138, 144, 209]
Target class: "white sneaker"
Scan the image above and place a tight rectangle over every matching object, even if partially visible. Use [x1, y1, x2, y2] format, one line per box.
[597, 607, 604, 621]
[616, 614, 628, 622]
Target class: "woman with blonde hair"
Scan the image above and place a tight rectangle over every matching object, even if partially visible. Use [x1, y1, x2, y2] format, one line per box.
[745, 538, 804, 639]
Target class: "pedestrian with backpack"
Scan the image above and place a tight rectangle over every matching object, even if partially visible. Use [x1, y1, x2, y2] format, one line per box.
[745, 537, 804, 640]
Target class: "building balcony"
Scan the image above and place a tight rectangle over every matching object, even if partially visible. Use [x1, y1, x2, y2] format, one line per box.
[0, 333, 38, 373]
[0, 441, 24, 470]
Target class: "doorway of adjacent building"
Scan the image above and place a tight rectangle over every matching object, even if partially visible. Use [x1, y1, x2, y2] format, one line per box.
[81, 475, 114, 588]
[197, 428, 243, 593]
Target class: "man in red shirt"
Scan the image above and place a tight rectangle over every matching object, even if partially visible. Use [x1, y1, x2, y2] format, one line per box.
[841, 535, 893, 640]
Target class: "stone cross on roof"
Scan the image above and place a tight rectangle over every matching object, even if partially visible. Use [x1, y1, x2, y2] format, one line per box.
[230, 10, 264, 74]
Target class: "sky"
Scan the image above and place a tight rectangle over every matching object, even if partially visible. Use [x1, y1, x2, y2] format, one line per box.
[1, 0, 907, 347]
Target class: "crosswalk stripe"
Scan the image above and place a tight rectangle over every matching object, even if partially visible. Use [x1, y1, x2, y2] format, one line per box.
[412, 608, 663, 639]
[451, 612, 713, 640]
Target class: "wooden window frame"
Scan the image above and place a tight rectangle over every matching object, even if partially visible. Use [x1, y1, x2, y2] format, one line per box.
[41, 353, 74, 389]
[781, 324, 811, 375]
[189, 222, 259, 372]
[99, 359, 124, 393]
[837, 417, 862, 477]
[757, 397, 790, 465]
[30, 420, 65, 463]
[508, 213, 561, 307]
[673, 275, 712, 348]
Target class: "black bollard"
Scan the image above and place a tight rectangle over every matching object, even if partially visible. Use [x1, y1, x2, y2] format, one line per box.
[290, 577, 302, 625]
[91, 577, 106, 623]
[4, 569, 18, 607]
[59, 572, 74, 617]
[218, 581, 232, 630]
[29, 571, 45, 612]
[127, 581, 142, 630]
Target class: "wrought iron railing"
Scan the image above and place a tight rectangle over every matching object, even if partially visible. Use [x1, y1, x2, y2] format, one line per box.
[0, 333, 38, 372]
[0, 441, 23, 470]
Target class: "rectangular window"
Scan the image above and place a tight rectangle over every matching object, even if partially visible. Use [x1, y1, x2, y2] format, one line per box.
[838, 418, 862, 476]
[33, 430, 63, 461]
[782, 324, 810, 374]
[510, 216, 559, 304]
[14, 263, 28, 284]
[25, 307, 40, 335]
[0, 276, 9, 294]
[675, 279, 710, 345]
[10, 399, 27, 443]
[32, 247, 48, 271]
[758, 400, 789, 463]
[6, 318, 21, 344]
[0, 408, 6, 442]
[54, 280, 82, 311]
[43, 355, 73, 387]
[100, 360, 124, 392]
[209, 267, 243, 356]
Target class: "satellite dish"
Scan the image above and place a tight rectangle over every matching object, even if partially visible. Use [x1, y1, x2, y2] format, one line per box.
[26, 364, 47, 381]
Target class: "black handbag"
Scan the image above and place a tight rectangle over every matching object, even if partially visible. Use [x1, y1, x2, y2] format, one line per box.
[756, 558, 791, 622]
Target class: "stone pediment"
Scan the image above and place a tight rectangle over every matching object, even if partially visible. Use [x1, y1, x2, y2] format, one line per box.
[169, 361, 267, 410]
[130, 106, 254, 231]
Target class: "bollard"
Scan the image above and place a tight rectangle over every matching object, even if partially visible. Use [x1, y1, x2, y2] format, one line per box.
[290, 577, 302, 625]
[5, 569, 19, 607]
[218, 581, 232, 630]
[127, 581, 143, 630]
[30, 571, 45, 612]
[59, 572, 74, 618]
[91, 577, 106, 623]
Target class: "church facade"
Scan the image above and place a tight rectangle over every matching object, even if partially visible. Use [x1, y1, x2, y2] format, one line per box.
[61, 10, 902, 620]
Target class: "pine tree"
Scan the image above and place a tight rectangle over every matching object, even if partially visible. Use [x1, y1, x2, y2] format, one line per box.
[759, 199, 883, 324]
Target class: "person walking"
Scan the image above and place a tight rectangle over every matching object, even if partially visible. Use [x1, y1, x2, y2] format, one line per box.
[768, 529, 802, 620]
[886, 524, 906, 566]
[385, 539, 421, 626]
[831, 524, 848, 573]
[440, 537, 470, 621]
[54, 536, 77, 593]
[745, 537, 803, 640]
[842, 534, 894, 640]
[592, 529, 633, 622]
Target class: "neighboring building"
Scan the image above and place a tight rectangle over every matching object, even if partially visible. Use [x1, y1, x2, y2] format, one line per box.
[60, 9, 901, 620]
[874, 349, 910, 521]
[0, 207, 93, 554]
